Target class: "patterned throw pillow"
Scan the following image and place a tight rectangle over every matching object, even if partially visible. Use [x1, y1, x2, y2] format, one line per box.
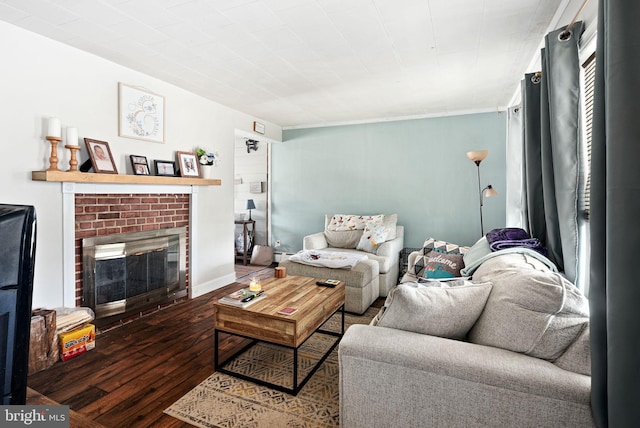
[409, 238, 469, 277]
[420, 251, 464, 279]
[327, 214, 384, 231]
[381, 213, 398, 240]
[356, 222, 390, 253]
[421, 237, 471, 256]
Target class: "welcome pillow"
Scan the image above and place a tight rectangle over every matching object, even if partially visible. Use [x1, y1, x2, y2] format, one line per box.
[376, 282, 492, 339]
[407, 238, 470, 279]
[411, 250, 465, 279]
[420, 251, 464, 279]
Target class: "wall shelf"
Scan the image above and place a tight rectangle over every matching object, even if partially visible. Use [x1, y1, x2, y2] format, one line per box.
[31, 170, 221, 186]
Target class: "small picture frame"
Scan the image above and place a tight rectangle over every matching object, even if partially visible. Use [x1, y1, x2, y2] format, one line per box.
[130, 155, 150, 175]
[84, 138, 118, 174]
[253, 121, 265, 134]
[154, 160, 176, 176]
[176, 151, 200, 177]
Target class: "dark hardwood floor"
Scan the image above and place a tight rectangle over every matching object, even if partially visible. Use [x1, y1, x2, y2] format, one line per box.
[27, 265, 271, 428]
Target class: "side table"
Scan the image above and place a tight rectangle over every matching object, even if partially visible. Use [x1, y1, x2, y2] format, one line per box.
[235, 220, 255, 265]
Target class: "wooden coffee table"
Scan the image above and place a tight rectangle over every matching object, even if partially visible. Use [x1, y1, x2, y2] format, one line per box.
[213, 275, 345, 395]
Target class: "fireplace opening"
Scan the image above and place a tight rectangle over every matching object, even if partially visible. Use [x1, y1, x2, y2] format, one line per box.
[82, 227, 187, 326]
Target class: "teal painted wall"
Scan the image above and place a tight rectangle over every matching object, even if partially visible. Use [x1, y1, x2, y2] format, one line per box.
[272, 112, 507, 252]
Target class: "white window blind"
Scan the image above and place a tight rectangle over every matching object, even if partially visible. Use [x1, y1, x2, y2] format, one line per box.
[581, 53, 596, 220]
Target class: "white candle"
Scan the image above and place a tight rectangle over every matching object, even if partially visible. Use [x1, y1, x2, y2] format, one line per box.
[47, 117, 61, 138]
[66, 127, 79, 146]
[249, 276, 261, 292]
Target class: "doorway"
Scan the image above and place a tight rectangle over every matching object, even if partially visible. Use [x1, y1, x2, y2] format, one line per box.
[233, 130, 274, 266]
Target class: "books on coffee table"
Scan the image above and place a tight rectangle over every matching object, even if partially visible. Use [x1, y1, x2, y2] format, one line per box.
[218, 288, 266, 308]
[277, 307, 298, 315]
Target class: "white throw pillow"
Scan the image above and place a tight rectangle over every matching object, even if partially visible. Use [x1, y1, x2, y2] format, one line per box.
[324, 214, 385, 249]
[381, 213, 398, 240]
[376, 282, 493, 339]
[327, 214, 384, 231]
[356, 221, 390, 253]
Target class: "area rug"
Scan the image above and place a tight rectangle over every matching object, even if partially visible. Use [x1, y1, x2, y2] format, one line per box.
[164, 307, 379, 428]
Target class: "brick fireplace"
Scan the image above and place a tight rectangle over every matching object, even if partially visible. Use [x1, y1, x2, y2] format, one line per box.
[72, 193, 190, 325]
[33, 176, 218, 321]
[53, 179, 205, 327]
[74, 193, 190, 321]
[73, 193, 190, 304]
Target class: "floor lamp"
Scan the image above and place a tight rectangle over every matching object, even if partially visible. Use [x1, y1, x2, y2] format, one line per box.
[466, 150, 498, 236]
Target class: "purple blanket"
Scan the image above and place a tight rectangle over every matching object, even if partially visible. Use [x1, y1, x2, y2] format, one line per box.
[486, 228, 547, 256]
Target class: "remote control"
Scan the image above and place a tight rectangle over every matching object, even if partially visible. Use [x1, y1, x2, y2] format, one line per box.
[316, 281, 337, 287]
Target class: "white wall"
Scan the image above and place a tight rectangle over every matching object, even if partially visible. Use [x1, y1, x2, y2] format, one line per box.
[234, 135, 268, 247]
[510, 0, 598, 106]
[0, 21, 282, 309]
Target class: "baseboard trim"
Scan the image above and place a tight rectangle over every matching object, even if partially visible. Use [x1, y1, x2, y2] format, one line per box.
[190, 272, 237, 298]
[274, 252, 291, 262]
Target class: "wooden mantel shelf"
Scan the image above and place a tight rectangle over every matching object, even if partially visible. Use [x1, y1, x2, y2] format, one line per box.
[32, 170, 221, 186]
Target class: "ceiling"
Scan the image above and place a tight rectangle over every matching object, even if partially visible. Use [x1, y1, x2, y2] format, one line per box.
[1, 0, 566, 128]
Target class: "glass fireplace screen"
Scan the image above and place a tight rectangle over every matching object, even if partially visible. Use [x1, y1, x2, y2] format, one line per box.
[82, 228, 186, 324]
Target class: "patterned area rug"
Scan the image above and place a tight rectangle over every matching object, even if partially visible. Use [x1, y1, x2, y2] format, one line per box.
[164, 307, 379, 428]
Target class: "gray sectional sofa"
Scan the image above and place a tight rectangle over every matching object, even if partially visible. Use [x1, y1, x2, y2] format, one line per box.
[339, 240, 594, 428]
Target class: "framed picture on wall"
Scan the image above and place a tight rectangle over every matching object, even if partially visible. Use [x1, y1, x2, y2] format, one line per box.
[253, 121, 265, 134]
[118, 82, 165, 143]
[84, 138, 118, 174]
[176, 151, 200, 177]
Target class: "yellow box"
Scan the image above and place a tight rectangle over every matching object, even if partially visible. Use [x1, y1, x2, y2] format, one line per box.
[59, 324, 95, 361]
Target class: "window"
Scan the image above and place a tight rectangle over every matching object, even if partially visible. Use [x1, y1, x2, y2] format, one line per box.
[577, 51, 596, 294]
[581, 53, 596, 220]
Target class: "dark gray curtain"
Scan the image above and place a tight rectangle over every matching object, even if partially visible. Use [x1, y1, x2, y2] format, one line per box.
[590, 0, 640, 426]
[521, 23, 583, 282]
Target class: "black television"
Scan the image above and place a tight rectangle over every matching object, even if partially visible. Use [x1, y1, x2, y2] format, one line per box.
[0, 204, 37, 405]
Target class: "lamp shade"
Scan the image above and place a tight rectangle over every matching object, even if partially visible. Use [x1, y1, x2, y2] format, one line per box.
[246, 199, 256, 210]
[466, 150, 488, 162]
[484, 185, 498, 197]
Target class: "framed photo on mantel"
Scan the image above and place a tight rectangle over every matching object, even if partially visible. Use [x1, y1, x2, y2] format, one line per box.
[155, 160, 176, 176]
[176, 151, 200, 177]
[85, 138, 118, 174]
[130, 155, 150, 175]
